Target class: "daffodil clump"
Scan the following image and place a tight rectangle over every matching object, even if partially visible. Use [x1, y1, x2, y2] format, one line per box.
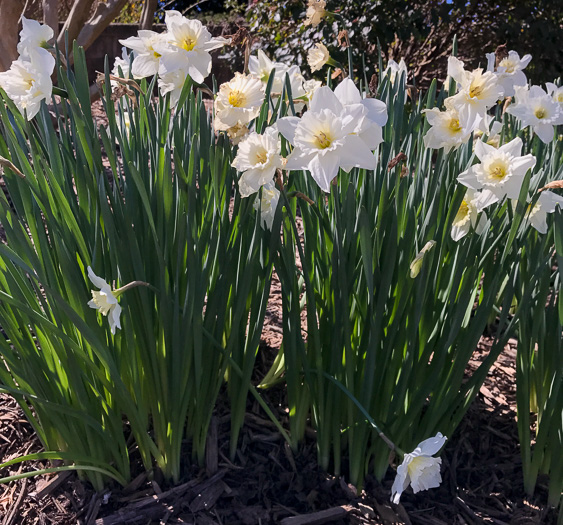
[0, 11, 562, 514]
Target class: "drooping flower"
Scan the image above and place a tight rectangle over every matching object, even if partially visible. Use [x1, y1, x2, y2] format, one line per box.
[458, 137, 536, 202]
[486, 50, 531, 97]
[254, 181, 280, 230]
[120, 30, 167, 78]
[304, 0, 326, 27]
[157, 68, 187, 107]
[391, 433, 447, 504]
[154, 10, 230, 84]
[0, 48, 55, 120]
[523, 190, 563, 234]
[450, 189, 496, 241]
[87, 266, 122, 335]
[423, 99, 480, 152]
[17, 17, 54, 58]
[307, 43, 330, 72]
[447, 56, 503, 118]
[215, 73, 265, 128]
[277, 85, 378, 192]
[506, 85, 563, 144]
[383, 58, 408, 86]
[232, 128, 282, 197]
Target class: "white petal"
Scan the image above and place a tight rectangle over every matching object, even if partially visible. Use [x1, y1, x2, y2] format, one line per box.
[333, 78, 362, 105]
[310, 86, 343, 115]
[87, 266, 109, 290]
[309, 152, 340, 192]
[534, 123, 555, 144]
[414, 432, 447, 456]
[277, 117, 301, 144]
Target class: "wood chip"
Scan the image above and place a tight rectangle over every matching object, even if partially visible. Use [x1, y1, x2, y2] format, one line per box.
[279, 505, 353, 525]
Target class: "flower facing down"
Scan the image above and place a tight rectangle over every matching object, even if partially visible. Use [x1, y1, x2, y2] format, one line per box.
[87, 266, 122, 335]
[391, 433, 447, 504]
[304, 0, 326, 27]
[0, 48, 55, 120]
[215, 73, 265, 128]
[232, 128, 282, 197]
[506, 85, 563, 144]
[254, 181, 280, 230]
[307, 43, 330, 72]
[524, 190, 563, 234]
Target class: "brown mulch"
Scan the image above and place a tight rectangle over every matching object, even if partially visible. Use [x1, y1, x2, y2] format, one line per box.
[0, 335, 559, 525]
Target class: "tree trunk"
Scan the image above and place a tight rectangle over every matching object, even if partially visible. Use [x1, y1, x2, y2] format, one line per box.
[75, 0, 128, 51]
[57, 0, 95, 53]
[0, 1, 23, 71]
[140, 0, 158, 30]
[43, 0, 59, 39]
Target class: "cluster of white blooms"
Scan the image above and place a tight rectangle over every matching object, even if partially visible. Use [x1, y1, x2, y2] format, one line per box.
[120, 10, 230, 105]
[0, 18, 55, 120]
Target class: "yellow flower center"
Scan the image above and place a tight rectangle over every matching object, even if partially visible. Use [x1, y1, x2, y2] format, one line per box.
[314, 131, 332, 149]
[488, 159, 508, 180]
[534, 108, 546, 119]
[180, 36, 197, 52]
[228, 90, 246, 108]
[255, 150, 268, 164]
[557, 93, 563, 103]
[469, 82, 483, 99]
[454, 200, 469, 224]
[499, 58, 515, 73]
[449, 118, 462, 133]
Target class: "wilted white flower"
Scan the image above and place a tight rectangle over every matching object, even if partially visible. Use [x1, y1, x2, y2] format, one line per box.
[391, 433, 447, 504]
[17, 17, 54, 58]
[277, 85, 378, 192]
[383, 58, 408, 86]
[154, 10, 229, 84]
[523, 190, 563, 234]
[423, 99, 479, 152]
[157, 68, 187, 107]
[506, 85, 563, 144]
[87, 266, 122, 335]
[254, 181, 280, 230]
[215, 73, 265, 128]
[447, 56, 503, 118]
[333, 78, 388, 150]
[0, 48, 55, 120]
[120, 30, 167, 78]
[458, 137, 536, 202]
[232, 128, 282, 197]
[304, 0, 326, 27]
[307, 43, 330, 72]
[486, 50, 531, 97]
[546, 82, 563, 108]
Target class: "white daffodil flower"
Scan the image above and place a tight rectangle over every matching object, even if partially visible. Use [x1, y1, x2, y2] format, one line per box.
[307, 43, 330, 72]
[383, 58, 408, 86]
[215, 73, 265, 128]
[232, 128, 282, 197]
[304, 0, 326, 27]
[254, 181, 280, 230]
[450, 188, 495, 241]
[87, 266, 122, 335]
[546, 82, 563, 108]
[302, 79, 322, 103]
[0, 48, 55, 120]
[474, 115, 504, 148]
[112, 47, 134, 79]
[458, 137, 536, 202]
[523, 191, 563, 234]
[447, 56, 503, 118]
[423, 98, 479, 152]
[486, 50, 531, 97]
[333, 78, 388, 150]
[154, 10, 230, 84]
[277, 85, 378, 192]
[248, 50, 289, 93]
[17, 17, 54, 58]
[506, 85, 563, 144]
[391, 433, 447, 504]
[157, 68, 187, 108]
[119, 30, 168, 78]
